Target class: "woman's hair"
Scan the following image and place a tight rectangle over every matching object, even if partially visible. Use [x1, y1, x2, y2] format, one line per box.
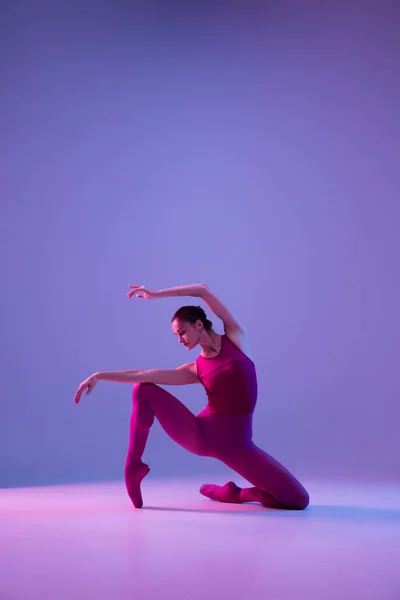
[172, 305, 213, 331]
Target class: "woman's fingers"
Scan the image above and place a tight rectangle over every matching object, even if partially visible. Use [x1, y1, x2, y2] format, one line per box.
[74, 376, 97, 404]
[74, 384, 86, 404]
[127, 286, 145, 299]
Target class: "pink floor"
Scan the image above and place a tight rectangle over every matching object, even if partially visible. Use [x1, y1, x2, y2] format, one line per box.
[1, 478, 399, 599]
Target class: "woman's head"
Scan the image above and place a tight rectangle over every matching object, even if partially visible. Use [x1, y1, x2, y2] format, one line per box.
[171, 305, 213, 350]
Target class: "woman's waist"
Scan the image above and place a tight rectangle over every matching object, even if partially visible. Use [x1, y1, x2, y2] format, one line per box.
[204, 390, 257, 414]
[197, 404, 255, 419]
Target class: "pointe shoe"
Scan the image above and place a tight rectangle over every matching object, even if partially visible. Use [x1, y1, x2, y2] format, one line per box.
[126, 462, 150, 509]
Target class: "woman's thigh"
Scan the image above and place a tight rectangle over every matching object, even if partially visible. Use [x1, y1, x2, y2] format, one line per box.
[134, 383, 209, 456]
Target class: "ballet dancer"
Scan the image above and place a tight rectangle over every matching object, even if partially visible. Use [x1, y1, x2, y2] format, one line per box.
[74, 283, 309, 510]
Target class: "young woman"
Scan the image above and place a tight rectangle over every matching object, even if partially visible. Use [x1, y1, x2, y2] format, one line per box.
[74, 283, 309, 510]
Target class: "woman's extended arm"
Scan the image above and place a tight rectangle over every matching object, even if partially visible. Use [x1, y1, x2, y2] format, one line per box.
[128, 283, 244, 332]
[96, 363, 198, 385]
[159, 283, 244, 332]
[200, 286, 245, 332]
[155, 283, 205, 298]
[73, 363, 198, 404]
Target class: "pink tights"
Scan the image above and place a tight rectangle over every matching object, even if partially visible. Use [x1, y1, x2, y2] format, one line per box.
[125, 383, 310, 510]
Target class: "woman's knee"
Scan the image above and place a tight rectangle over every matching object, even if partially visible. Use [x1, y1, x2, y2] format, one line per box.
[270, 481, 310, 511]
[131, 383, 156, 428]
[132, 382, 157, 401]
[289, 488, 310, 510]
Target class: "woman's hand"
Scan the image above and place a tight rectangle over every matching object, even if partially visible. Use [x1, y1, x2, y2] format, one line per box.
[73, 373, 99, 404]
[127, 285, 159, 300]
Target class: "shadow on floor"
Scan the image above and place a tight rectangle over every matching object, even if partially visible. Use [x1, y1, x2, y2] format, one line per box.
[143, 502, 400, 522]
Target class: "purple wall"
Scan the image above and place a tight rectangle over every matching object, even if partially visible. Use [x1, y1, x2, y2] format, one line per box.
[1, 1, 399, 487]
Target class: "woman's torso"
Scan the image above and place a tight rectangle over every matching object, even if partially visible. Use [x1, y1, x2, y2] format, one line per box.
[195, 334, 258, 416]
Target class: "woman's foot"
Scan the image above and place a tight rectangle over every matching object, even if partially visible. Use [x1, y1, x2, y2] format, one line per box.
[239, 487, 285, 509]
[200, 481, 243, 503]
[125, 462, 150, 509]
[200, 482, 285, 508]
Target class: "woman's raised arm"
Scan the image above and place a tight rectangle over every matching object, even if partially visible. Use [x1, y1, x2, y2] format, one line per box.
[127, 283, 204, 300]
[200, 286, 244, 333]
[127, 283, 244, 333]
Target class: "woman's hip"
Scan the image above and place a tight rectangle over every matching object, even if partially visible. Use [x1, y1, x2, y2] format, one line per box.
[197, 408, 254, 455]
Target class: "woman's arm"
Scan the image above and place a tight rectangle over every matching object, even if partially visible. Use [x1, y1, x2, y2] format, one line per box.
[128, 282, 245, 332]
[96, 362, 199, 385]
[200, 286, 245, 333]
[159, 283, 244, 332]
[74, 363, 199, 404]
[155, 283, 206, 298]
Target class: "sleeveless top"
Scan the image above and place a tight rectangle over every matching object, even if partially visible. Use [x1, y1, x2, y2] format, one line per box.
[195, 334, 258, 416]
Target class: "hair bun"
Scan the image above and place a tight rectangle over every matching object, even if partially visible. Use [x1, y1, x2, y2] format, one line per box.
[172, 305, 213, 331]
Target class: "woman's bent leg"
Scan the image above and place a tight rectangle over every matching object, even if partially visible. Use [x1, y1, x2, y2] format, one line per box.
[221, 443, 310, 510]
[198, 412, 309, 510]
[125, 383, 208, 508]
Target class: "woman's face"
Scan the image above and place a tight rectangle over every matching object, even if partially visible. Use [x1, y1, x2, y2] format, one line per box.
[172, 319, 202, 350]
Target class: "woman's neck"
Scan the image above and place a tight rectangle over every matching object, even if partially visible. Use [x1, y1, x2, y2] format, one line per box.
[200, 330, 222, 356]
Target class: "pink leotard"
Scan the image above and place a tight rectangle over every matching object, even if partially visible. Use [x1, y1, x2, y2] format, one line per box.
[196, 335, 257, 416]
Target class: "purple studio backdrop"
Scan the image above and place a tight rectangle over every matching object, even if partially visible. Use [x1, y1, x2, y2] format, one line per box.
[1, 0, 399, 488]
